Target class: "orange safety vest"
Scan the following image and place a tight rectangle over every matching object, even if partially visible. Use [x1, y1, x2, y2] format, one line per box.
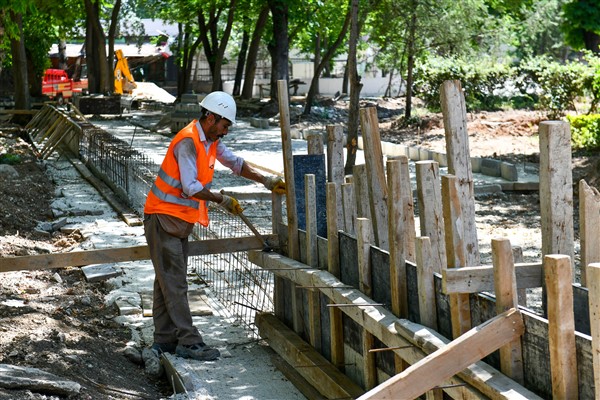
[144, 120, 217, 226]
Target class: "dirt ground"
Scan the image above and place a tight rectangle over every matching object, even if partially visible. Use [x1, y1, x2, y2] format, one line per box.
[1, 97, 599, 399]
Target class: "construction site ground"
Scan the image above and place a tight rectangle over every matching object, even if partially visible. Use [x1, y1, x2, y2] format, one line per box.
[1, 97, 599, 399]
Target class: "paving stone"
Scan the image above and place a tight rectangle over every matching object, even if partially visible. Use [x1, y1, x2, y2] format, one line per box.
[501, 162, 519, 181]
[0, 364, 81, 396]
[480, 158, 502, 177]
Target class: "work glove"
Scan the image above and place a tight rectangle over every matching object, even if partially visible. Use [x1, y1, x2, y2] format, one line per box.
[219, 194, 243, 215]
[264, 176, 286, 195]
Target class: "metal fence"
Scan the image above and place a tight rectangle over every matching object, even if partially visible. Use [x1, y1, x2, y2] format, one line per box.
[78, 121, 275, 335]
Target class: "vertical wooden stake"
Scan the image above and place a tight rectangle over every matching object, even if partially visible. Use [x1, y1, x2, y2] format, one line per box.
[342, 181, 356, 235]
[306, 133, 324, 155]
[440, 80, 479, 267]
[587, 263, 600, 400]
[416, 237, 438, 331]
[359, 107, 389, 250]
[388, 155, 416, 262]
[276, 80, 299, 261]
[327, 125, 345, 228]
[305, 174, 321, 351]
[353, 164, 372, 221]
[442, 175, 471, 338]
[492, 238, 524, 384]
[415, 160, 446, 274]
[386, 159, 407, 318]
[512, 245, 527, 307]
[272, 192, 285, 320]
[327, 184, 344, 370]
[579, 180, 600, 286]
[545, 254, 578, 400]
[357, 217, 376, 389]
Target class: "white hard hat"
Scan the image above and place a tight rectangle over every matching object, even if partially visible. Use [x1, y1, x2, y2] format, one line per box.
[200, 91, 237, 124]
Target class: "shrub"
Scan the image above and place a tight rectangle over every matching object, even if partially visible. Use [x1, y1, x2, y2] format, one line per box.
[566, 114, 600, 150]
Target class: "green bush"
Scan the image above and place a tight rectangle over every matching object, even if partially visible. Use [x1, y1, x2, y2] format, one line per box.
[413, 57, 513, 112]
[566, 114, 600, 150]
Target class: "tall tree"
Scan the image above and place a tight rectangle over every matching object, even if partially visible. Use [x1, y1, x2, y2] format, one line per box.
[7, 9, 29, 110]
[345, 0, 361, 174]
[241, 4, 270, 99]
[562, 0, 600, 53]
[267, 0, 289, 101]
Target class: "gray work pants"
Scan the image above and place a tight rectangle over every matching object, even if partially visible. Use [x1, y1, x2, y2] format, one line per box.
[143, 214, 203, 346]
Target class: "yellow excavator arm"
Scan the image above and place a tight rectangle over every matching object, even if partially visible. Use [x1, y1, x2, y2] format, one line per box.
[114, 49, 137, 94]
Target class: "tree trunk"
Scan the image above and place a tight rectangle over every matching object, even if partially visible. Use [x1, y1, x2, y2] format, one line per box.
[9, 11, 29, 111]
[233, 22, 250, 96]
[58, 40, 67, 70]
[268, 0, 290, 102]
[303, 8, 351, 116]
[314, 33, 321, 93]
[212, 0, 236, 91]
[344, 0, 361, 175]
[404, 9, 417, 120]
[106, 0, 122, 93]
[584, 31, 600, 54]
[84, 0, 111, 94]
[241, 5, 270, 99]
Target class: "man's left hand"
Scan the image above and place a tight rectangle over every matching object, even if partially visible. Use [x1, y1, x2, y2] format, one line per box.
[264, 176, 286, 194]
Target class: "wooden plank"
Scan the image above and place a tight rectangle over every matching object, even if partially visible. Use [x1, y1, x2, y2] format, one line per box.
[326, 124, 345, 228]
[416, 237, 438, 331]
[269, 354, 326, 400]
[415, 160, 446, 274]
[249, 251, 543, 400]
[277, 79, 299, 261]
[441, 175, 471, 337]
[306, 133, 324, 155]
[539, 121, 574, 270]
[255, 312, 364, 400]
[512, 246, 527, 307]
[342, 181, 356, 234]
[359, 107, 389, 250]
[305, 174, 318, 268]
[389, 155, 416, 262]
[357, 217, 374, 297]
[492, 238, 524, 384]
[587, 263, 600, 400]
[440, 80, 479, 267]
[357, 308, 524, 400]
[0, 235, 276, 273]
[326, 183, 340, 278]
[273, 193, 286, 320]
[580, 180, 600, 286]
[386, 159, 407, 318]
[353, 164, 371, 221]
[443, 262, 543, 294]
[544, 254, 578, 399]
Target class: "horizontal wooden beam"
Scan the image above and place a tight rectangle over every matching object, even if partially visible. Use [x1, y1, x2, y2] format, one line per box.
[1, 235, 277, 273]
[248, 250, 542, 400]
[443, 262, 543, 294]
[256, 312, 364, 399]
[358, 308, 524, 400]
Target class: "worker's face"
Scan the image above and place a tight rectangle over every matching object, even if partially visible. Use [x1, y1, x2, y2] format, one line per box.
[205, 113, 232, 142]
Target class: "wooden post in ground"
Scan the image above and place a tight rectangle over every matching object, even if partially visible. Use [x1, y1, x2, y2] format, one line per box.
[545, 254, 578, 400]
[580, 180, 600, 286]
[386, 159, 407, 318]
[359, 107, 389, 250]
[327, 125, 345, 228]
[440, 80, 479, 267]
[305, 174, 321, 352]
[272, 193, 285, 320]
[539, 121, 574, 274]
[388, 155, 416, 262]
[512, 246, 527, 307]
[342, 181, 356, 235]
[491, 238, 524, 384]
[277, 80, 301, 334]
[353, 164, 372, 221]
[587, 263, 600, 400]
[357, 217, 377, 390]
[306, 133, 324, 155]
[276, 80, 299, 261]
[416, 160, 446, 274]
[442, 175, 472, 338]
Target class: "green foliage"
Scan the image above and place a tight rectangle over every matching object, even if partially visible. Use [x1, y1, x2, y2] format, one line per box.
[412, 56, 513, 112]
[518, 56, 590, 118]
[567, 113, 600, 150]
[562, 0, 600, 51]
[0, 153, 22, 165]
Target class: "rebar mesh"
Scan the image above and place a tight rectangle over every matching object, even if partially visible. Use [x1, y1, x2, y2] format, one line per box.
[78, 122, 274, 336]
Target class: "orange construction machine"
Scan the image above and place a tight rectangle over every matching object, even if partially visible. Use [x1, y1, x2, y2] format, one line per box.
[114, 49, 136, 95]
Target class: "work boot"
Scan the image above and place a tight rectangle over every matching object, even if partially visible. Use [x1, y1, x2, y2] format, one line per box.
[176, 343, 220, 361]
[142, 342, 177, 379]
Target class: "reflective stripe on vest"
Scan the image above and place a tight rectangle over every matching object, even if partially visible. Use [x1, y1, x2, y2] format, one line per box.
[144, 120, 217, 225]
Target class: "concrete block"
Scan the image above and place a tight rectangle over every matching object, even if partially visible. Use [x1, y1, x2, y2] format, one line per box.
[81, 263, 122, 282]
[480, 158, 502, 177]
[357, 136, 364, 150]
[501, 162, 519, 182]
[408, 146, 421, 161]
[432, 151, 448, 167]
[474, 184, 503, 195]
[385, 143, 408, 157]
[419, 148, 432, 161]
[260, 119, 270, 129]
[290, 128, 303, 139]
[471, 157, 482, 173]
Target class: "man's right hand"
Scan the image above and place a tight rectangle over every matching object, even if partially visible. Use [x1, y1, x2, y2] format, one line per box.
[219, 195, 243, 215]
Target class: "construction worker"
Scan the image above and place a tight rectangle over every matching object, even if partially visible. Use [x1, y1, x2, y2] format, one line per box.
[141, 91, 285, 377]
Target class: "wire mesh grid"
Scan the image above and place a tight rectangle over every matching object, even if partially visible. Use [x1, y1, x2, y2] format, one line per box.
[190, 204, 275, 336]
[77, 122, 275, 337]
